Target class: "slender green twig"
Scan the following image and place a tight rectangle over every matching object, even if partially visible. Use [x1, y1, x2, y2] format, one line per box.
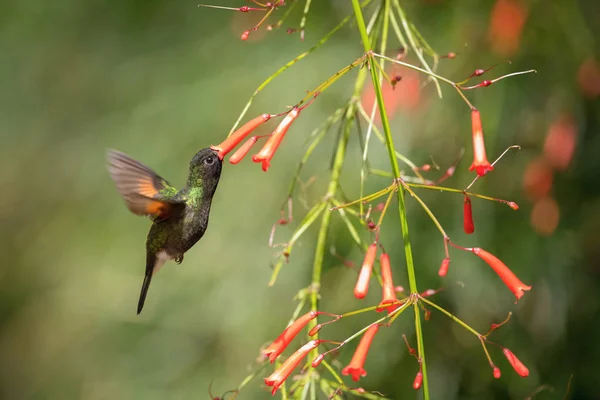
[228, 0, 373, 135]
[351, 0, 430, 397]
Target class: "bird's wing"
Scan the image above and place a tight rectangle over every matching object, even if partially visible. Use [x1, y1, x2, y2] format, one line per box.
[107, 149, 184, 220]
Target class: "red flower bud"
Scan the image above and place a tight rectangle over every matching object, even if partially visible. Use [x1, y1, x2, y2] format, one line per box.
[241, 30, 250, 41]
[311, 353, 324, 368]
[507, 201, 519, 210]
[413, 371, 423, 389]
[264, 340, 322, 395]
[342, 325, 379, 382]
[308, 324, 321, 337]
[263, 310, 318, 363]
[438, 257, 450, 277]
[377, 252, 400, 313]
[252, 108, 300, 171]
[229, 136, 258, 164]
[502, 348, 529, 377]
[211, 114, 270, 159]
[354, 243, 377, 299]
[469, 110, 494, 177]
[463, 196, 475, 234]
[493, 366, 501, 379]
[472, 248, 531, 301]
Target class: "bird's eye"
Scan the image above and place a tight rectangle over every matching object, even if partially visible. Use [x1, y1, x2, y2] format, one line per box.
[204, 156, 214, 165]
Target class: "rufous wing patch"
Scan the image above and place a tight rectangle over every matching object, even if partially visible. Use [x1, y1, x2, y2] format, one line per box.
[107, 149, 184, 219]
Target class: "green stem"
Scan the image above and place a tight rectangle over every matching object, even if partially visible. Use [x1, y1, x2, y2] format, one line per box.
[308, 64, 369, 386]
[351, 1, 429, 398]
[419, 296, 481, 337]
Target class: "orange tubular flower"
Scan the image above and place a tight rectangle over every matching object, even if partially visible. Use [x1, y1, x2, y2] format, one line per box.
[463, 196, 475, 234]
[377, 253, 400, 313]
[252, 107, 300, 171]
[263, 311, 318, 363]
[229, 136, 258, 164]
[469, 109, 494, 176]
[264, 340, 322, 395]
[502, 348, 529, 377]
[354, 243, 377, 299]
[342, 324, 379, 382]
[211, 114, 271, 160]
[472, 248, 531, 301]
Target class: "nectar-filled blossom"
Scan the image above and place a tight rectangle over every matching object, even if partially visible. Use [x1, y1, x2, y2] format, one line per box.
[229, 136, 258, 164]
[252, 107, 300, 171]
[502, 348, 529, 377]
[354, 243, 377, 299]
[438, 258, 450, 277]
[342, 324, 380, 382]
[264, 340, 322, 395]
[377, 252, 400, 313]
[469, 109, 494, 177]
[471, 248, 531, 301]
[263, 311, 318, 363]
[463, 196, 475, 234]
[211, 114, 271, 160]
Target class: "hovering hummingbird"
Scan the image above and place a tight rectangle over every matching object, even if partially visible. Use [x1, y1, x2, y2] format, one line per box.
[107, 148, 222, 314]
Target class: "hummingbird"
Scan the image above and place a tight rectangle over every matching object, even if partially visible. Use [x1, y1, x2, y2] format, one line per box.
[107, 148, 222, 314]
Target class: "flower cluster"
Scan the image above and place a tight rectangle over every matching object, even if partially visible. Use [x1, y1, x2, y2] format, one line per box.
[211, 108, 302, 172]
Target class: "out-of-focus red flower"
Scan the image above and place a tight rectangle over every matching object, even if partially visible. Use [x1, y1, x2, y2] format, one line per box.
[463, 196, 475, 234]
[264, 340, 322, 395]
[471, 247, 531, 301]
[361, 67, 424, 123]
[354, 243, 377, 299]
[544, 116, 577, 171]
[469, 109, 494, 177]
[502, 348, 529, 377]
[531, 196, 560, 236]
[523, 157, 553, 201]
[578, 58, 600, 98]
[263, 310, 318, 363]
[488, 0, 528, 57]
[342, 324, 380, 382]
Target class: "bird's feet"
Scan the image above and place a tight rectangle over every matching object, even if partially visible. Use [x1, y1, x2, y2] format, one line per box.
[175, 254, 184, 264]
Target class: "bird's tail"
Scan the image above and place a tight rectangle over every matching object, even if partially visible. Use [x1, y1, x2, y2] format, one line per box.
[137, 252, 157, 314]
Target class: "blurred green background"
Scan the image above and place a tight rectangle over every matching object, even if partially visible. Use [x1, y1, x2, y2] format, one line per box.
[1, 0, 599, 399]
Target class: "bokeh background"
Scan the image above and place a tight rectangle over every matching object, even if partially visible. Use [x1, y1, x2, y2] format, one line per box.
[1, 0, 599, 399]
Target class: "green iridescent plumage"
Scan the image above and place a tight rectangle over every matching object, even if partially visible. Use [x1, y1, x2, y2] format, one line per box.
[107, 148, 222, 314]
